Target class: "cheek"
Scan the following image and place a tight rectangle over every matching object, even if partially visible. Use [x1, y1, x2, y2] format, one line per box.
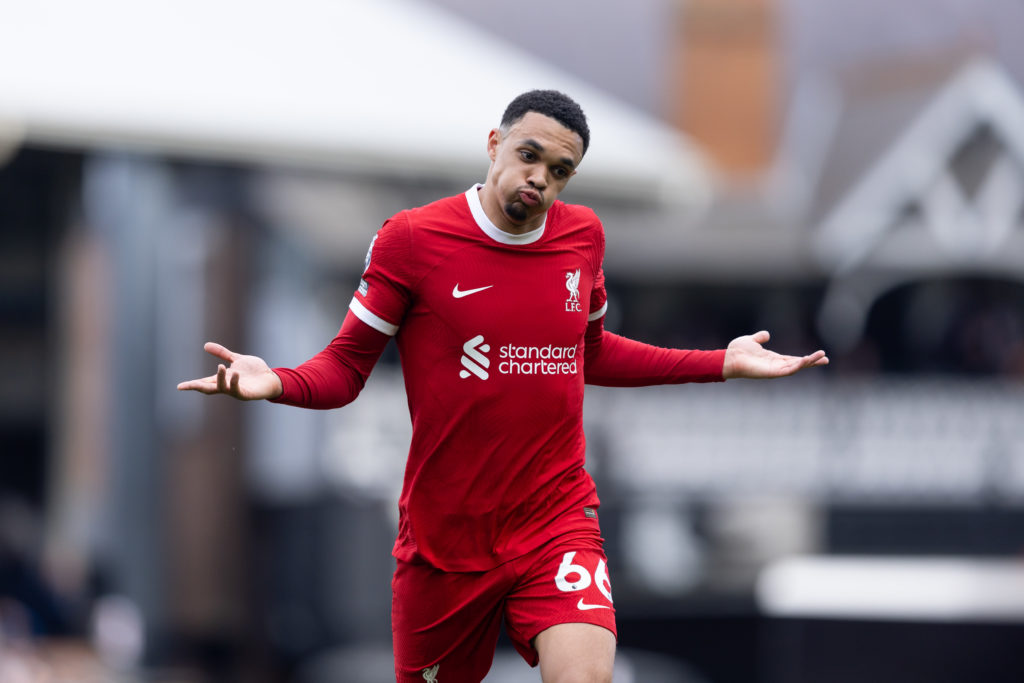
[492, 155, 513, 178]
[497, 162, 526, 188]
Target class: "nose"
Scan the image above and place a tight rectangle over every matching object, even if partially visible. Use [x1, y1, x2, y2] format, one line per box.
[527, 166, 548, 190]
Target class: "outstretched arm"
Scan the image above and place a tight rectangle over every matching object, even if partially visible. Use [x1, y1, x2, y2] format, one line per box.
[177, 342, 283, 400]
[722, 330, 828, 379]
[584, 319, 827, 386]
[585, 330, 726, 386]
[583, 314, 726, 386]
[177, 311, 390, 408]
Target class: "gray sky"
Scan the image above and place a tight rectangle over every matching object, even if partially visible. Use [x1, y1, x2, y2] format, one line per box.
[784, 0, 1024, 84]
[425, 0, 1024, 121]
[422, 0, 675, 117]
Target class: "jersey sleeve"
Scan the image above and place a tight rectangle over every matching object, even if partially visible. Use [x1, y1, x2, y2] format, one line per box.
[582, 221, 724, 385]
[349, 213, 416, 337]
[271, 212, 416, 409]
[583, 318, 726, 386]
[589, 266, 609, 323]
[271, 310, 390, 409]
[588, 217, 609, 323]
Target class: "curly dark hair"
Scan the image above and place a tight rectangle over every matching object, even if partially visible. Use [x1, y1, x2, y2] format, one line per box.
[500, 89, 590, 155]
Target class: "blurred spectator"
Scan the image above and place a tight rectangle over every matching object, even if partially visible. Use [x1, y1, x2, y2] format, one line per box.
[0, 497, 72, 639]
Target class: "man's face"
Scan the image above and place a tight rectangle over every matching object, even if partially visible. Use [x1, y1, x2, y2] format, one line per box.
[482, 111, 584, 233]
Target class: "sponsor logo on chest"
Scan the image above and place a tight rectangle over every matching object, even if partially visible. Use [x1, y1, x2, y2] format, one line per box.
[452, 268, 584, 380]
[459, 334, 578, 380]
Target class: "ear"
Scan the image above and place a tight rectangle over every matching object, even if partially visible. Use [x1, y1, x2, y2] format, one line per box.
[486, 128, 501, 162]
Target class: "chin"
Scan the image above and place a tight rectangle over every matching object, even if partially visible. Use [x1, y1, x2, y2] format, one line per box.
[503, 202, 528, 224]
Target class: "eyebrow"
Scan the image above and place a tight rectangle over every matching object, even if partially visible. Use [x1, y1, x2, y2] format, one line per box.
[522, 138, 576, 170]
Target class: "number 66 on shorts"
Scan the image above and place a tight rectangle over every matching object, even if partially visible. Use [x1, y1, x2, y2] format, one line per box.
[554, 551, 613, 603]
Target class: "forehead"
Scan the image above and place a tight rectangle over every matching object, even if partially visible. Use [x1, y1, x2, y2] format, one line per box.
[504, 111, 584, 164]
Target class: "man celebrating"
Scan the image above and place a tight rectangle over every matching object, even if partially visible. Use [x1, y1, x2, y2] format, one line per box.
[179, 90, 827, 682]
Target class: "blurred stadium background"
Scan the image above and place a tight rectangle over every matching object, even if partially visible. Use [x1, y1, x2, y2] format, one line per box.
[3, 0, 1024, 681]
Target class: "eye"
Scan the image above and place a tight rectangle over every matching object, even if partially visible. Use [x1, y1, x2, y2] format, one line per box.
[520, 150, 536, 162]
[553, 167, 569, 179]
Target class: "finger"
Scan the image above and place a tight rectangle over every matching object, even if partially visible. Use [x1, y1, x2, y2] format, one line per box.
[804, 350, 828, 366]
[204, 341, 237, 364]
[773, 353, 812, 376]
[781, 357, 807, 375]
[216, 364, 229, 393]
[178, 374, 212, 390]
[229, 368, 241, 397]
[804, 350, 826, 364]
[752, 330, 770, 345]
[177, 377, 216, 392]
[793, 352, 828, 372]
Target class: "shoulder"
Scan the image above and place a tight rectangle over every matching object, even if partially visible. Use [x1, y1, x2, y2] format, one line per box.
[376, 209, 411, 248]
[550, 200, 605, 247]
[372, 192, 470, 278]
[405, 192, 471, 226]
[552, 200, 602, 232]
[553, 200, 600, 224]
[378, 191, 469, 243]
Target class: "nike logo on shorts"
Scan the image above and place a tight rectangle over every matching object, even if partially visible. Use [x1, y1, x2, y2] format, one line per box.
[452, 284, 493, 298]
[577, 598, 612, 611]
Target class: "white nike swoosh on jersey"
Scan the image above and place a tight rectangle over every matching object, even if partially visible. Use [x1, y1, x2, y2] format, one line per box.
[577, 598, 612, 611]
[452, 284, 493, 298]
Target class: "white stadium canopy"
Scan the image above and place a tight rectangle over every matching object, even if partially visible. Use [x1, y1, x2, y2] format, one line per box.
[0, 0, 710, 204]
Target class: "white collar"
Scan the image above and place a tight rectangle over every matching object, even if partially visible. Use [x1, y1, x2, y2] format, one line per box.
[464, 184, 546, 246]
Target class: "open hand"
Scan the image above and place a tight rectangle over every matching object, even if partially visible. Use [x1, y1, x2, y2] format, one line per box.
[722, 331, 828, 380]
[177, 342, 283, 400]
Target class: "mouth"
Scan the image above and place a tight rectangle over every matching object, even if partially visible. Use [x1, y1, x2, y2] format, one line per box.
[518, 188, 541, 207]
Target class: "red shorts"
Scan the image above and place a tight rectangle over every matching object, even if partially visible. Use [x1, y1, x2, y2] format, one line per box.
[391, 532, 617, 682]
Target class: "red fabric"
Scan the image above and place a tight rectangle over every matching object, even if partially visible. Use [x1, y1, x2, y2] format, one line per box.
[584, 319, 725, 386]
[353, 188, 606, 572]
[271, 310, 389, 409]
[271, 186, 725, 573]
[391, 529, 615, 679]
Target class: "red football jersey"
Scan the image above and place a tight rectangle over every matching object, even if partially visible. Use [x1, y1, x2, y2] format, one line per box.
[352, 186, 607, 571]
[273, 186, 726, 572]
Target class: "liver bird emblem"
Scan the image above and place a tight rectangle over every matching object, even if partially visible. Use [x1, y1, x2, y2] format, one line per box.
[565, 269, 581, 303]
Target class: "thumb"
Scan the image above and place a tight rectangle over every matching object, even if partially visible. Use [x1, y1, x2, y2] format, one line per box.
[204, 341, 236, 364]
[751, 330, 770, 345]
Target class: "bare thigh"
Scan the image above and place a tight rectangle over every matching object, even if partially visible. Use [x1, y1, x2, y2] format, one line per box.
[534, 622, 615, 683]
